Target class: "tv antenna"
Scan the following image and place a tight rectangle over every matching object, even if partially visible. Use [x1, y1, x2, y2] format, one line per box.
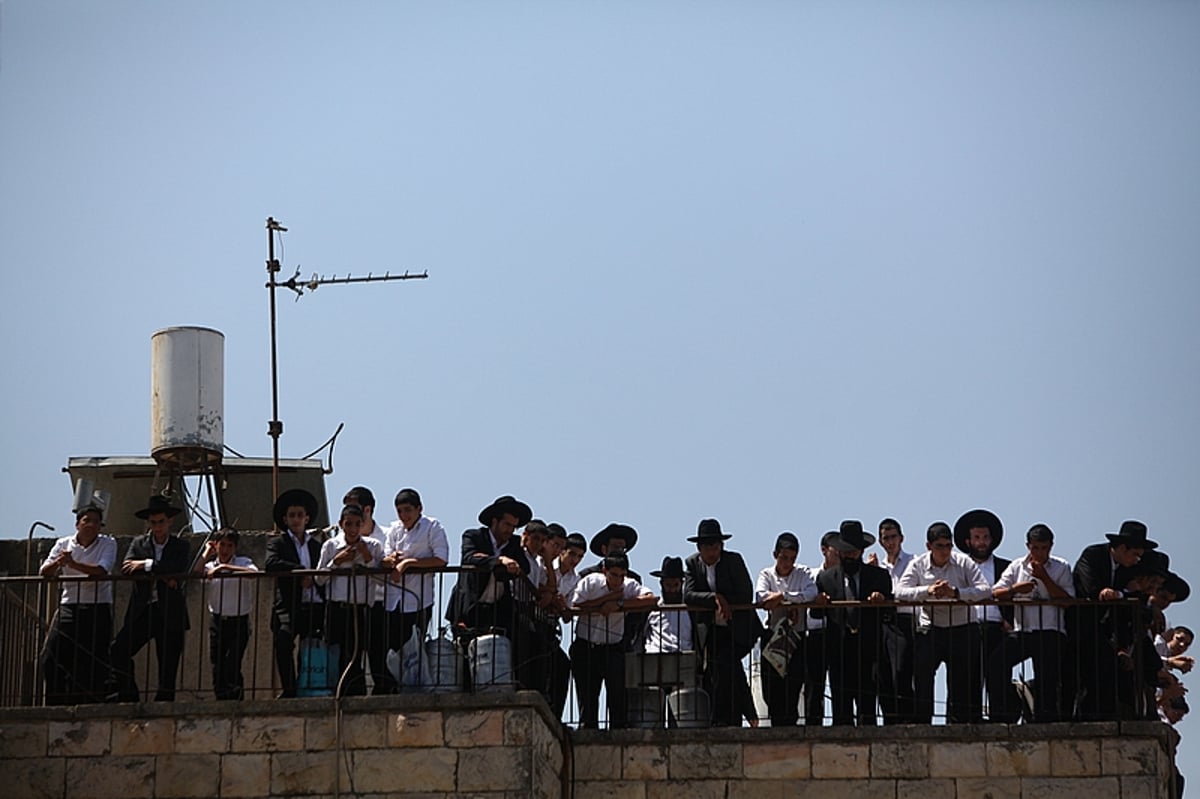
[264, 216, 428, 503]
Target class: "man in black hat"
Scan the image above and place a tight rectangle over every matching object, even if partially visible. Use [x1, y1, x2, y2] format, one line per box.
[645, 556, 693, 654]
[1070, 520, 1156, 720]
[107, 495, 191, 702]
[265, 488, 325, 698]
[683, 518, 762, 726]
[446, 495, 533, 638]
[755, 532, 818, 727]
[953, 509, 1012, 722]
[813, 520, 894, 725]
[579, 523, 647, 651]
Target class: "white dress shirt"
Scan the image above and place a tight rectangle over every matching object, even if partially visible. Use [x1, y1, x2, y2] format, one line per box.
[755, 565, 818, 628]
[382, 515, 450, 612]
[317, 533, 384, 604]
[970, 554, 1005, 624]
[993, 554, 1074, 633]
[42, 534, 117, 605]
[895, 550, 991, 628]
[881, 550, 917, 616]
[204, 555, 259, 617]
[645, 600, 693, 653]
[570, 574, 652, 645]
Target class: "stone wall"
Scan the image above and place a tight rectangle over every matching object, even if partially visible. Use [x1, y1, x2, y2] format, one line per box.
[569, 721, 1177, 799]
[0, 692, 564, 799]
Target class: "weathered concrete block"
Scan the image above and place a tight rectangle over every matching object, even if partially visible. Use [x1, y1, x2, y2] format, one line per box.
[445, 709, 505, 747]
[304, 711, 386, 750]
[646, 780, 727, 799]
[811, 743, 870, 779]
[871, 740, 929, 779]
[387, 710, 445, 747]
[897, 778, 955, 799]
[1120, 775, 1164, 799]
[667, 742, 741, 780]
[1021, 776, 1122, 799]
[230, 715, 304, 752]
[623, 743, 668, 780]
[794, 778, 897, 798]
[47, 719, 110, 757]
[986, 739, 1050, 776]
[927, 741, 986, 778]
[2, 756, 64, 799]
[458, 744, 530, 792]
[1049, 738, 1101, 776]
[505, 708, 532, 745]
[728, 779, 785, 799]
[270, 749, 343, 796]
[574, 744, 621, 780]
[743, 742, 811, 779]
[955, 776, 1021, 799]
[0, 720, 47, 758]
[351, 747, 457, 793]
[155, 753, 221, 798]
[65, 756, 154, 798]
[574, 780, 647, 799]
[112, 719, 174, 755]
[219, 752, 271, 797]
[174, 717, 230, 754]
[1101, 737, 1159, 775]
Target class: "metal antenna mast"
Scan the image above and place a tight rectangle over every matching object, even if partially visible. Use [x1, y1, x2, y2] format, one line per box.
[264, 216, 428, 505]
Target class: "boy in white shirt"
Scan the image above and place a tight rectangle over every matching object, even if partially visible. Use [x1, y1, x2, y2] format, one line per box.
[196, 529, 259, 699]
[317, 504, 385, 696]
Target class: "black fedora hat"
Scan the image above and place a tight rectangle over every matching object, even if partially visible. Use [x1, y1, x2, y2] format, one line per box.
[1105, 520, 1158, 550]
[590, 523, 639, 556]
[477, 495, 533, 528]
[954, 509, 1004, 556]
[134, 495, 183, 520]
[831, 519, 875, 552]
[688, 518, 733, 543]
[273, 488, 319, 532]
[650, 556, 685, 580]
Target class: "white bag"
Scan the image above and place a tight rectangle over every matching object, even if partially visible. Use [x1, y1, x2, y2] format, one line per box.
[386, 627, 429, 688]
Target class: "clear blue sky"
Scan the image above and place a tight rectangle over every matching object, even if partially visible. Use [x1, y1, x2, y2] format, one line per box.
[1, 0, 1197, 732]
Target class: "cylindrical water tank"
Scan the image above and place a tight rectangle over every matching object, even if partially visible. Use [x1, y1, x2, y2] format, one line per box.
[151, 326, 224, 470]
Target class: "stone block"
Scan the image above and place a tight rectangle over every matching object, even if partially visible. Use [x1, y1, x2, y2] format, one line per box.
[505, 708, 532, 745]
[64, 756, 154, 798]
[387, 710, 445, 747]
[1049, 739, 1101, 776]
[1101, 737, 1159, 775]
[112, 719, 174, 755]
[743, 742, 811, 779]
[871, 740, 928, 779]
[574, 780, 647, 799]
[155, 754, 221, 798]
[794, 779, 897, 798]
[986, 740, 1050, 776]
[955, 777, 1020, 799]
[623, 743, 668, 780]
[2, 756, 64, 799]
[1021, 776, 1121, 799]
[351, 746, 457, 793]
[458, 745, 530, 792]
[927, 741, 986, 778]
[220, 753, 271, 797]
[646, 780, 727, 799]
[728, 780, 785, 799]
[0, 720, 47, 758]
[445, 709, 504, 747]
[271, 749, 342, 796]
[304, 712, 387, 750]
[574, 744, 621, 780]
[810, 743, 870, 779]
[668, 742, 742, 779]
[47, 719, 110, 757]
[1120, 775, 1163, 799]
[174, 717, 231, 754]
[897, 779, 955, 799]
[230, 715, 304, 752]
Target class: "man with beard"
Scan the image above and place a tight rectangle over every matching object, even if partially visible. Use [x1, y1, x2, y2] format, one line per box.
[813, 520, 893, 725]
[953, 509, 1011, 722]
[896, 522, 991, 723]
[645, 556, 692, 654]
[684, 519, 763, 726]
[446, 495, 533, 634]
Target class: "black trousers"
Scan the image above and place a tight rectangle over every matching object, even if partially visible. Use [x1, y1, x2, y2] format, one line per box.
[41, 603, 113, 705]
[803, 627, 829, 725]
[209, 614, 251, 700]
[879, 613, 917, 724]
[109, 604, 186, 701]
[987, 629, 1065, 723]
[759, 640, 806, 727]
[828, 627, 879, 726]
[325, 601, 371, 696]
[570, 638, 626, 729]
[272, 602, 324, 696]
[914, 625, 980, 723]
[703, 626, 755, 727]
[970, 620, 1006, 722]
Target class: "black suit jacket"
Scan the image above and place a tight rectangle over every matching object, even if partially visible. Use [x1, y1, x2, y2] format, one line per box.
[266, 532, 325, 628]
[989, 555, 1015, 626]
[815, 562, 894, 648]
[446, 526, 529, 626]
[1073, 543, 1125, 599]
[122, 533, 191, 631]
[683, 549, 762, 656]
